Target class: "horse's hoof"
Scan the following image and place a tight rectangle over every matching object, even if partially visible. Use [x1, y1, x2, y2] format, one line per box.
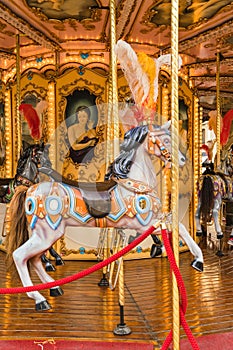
[216, 250, 224, 257]
[191, 259, 203, 272]
[217, 233, 223, 240]
[196, 231, 203, 237]
[150, 244, 163, 258]
[45, 263, 56, 272]
[50, 286, 64, 297]
[35, 300, 52, 312]
[55, 258, 65, 266]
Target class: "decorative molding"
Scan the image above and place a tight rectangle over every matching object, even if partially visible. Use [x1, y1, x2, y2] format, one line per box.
[178, 20, 233, 53]
[187, 57, 233, 69]
[0, 3, 59, 50]
[191, 76, 233, 82]
[116, 0, 137, 40]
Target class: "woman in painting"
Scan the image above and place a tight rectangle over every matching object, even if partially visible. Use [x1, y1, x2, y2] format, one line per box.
[67, 105, 98, 164]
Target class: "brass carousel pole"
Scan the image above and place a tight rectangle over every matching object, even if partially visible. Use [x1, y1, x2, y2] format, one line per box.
[107, 0, 130, 336]
[216, 49, 221, 167]
[171, 0, 180, 348]
[106, 1, 119, 161]
[16, 34, 21, 160]
[98, 0, 119, 288]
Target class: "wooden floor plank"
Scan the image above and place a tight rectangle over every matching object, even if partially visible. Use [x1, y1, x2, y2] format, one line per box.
[1, 244, 233, 348]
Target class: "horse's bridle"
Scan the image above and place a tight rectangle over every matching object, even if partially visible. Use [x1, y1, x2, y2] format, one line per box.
[15, 175, 35, 187]
[148, 133, 172, 163]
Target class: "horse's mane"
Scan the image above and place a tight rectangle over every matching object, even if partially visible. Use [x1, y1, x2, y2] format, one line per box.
[105, 125, 148, 179]
[16, 143, 45, 176]
[16, 146, 34, 175]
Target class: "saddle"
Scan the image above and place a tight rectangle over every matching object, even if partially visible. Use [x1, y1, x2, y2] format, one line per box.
[39, 167, 117, 218]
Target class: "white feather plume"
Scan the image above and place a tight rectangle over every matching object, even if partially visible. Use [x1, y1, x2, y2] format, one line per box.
[115, 40, 150, 105]
[115, 40, 183, 109]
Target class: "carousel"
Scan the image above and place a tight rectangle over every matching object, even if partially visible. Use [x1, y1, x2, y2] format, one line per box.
[0, 1, 233, 350]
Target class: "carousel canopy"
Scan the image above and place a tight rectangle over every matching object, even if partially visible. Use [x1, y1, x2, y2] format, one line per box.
[1, 1, 233, 116]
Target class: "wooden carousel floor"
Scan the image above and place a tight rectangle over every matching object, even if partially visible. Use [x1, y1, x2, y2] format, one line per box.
[1, 240, 233, 349]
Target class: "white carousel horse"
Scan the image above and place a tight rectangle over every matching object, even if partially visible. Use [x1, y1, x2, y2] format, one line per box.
[6, 121, 203, 311]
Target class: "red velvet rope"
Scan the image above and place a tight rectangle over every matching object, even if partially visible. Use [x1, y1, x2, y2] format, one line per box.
[0, 224, 199, 349]
[161, 228, 200, 350]
[0, 226, 155, 294]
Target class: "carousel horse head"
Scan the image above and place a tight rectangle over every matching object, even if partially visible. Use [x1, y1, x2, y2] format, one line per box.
[32, 142, 52, 169]
[105, 120, 186, 181]
[15, 143, 51, 186]
[147, 120, 186, 168]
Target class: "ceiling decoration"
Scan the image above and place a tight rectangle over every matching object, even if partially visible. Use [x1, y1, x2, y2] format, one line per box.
[1, 0, 233, 116]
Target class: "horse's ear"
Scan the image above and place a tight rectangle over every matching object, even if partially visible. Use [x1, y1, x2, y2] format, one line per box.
[161, 120, 171, 130]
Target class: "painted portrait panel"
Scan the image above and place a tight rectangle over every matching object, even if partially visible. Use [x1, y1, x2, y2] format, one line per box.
[65, 89, 99, 165]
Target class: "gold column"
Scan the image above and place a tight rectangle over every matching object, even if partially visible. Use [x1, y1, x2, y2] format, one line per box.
[5, 88, 13, 177]
[198, 105, 203, 179]
[171, 0, 180, 348]
[47, 80, 56, 167]
[216, 50, 221, 166]
[162, 86, 170, 212]
[16, 34, 21, 159]
[193, 98, 201, 237]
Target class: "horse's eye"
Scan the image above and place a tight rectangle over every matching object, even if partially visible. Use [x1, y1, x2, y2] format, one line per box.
[163, 137, 170, 145]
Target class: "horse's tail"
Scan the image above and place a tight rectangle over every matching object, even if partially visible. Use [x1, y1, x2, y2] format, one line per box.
[5, 185, 29, 274]
[199, 176, 214, 223]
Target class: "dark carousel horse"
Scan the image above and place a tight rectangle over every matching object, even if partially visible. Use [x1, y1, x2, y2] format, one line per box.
[1, 143, 64, 271]
[195, 154, 233, 247]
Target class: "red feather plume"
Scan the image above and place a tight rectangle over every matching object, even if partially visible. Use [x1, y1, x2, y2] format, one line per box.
[220, 109, 233, 146]
[19, 103, 41, 141]
[201, 144, 210, 160]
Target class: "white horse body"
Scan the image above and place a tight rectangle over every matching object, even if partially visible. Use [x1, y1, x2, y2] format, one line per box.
[8, 123, 203, 310]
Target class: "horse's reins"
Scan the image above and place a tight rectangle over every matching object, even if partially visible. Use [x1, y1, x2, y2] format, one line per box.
[148, 132, 172, 176]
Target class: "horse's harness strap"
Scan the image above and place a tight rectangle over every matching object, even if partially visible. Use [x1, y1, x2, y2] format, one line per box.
[95, 217, 107, 228]
[155, 138, 171, 162]
[16, 175, 34, 187]
[113, 177, 156, 194]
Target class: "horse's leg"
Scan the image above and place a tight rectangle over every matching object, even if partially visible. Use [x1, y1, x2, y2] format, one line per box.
[13, 235, 54, 311]
[212, 197, 223, 239]
[195, 201, 203, 236]
[41, 253, 56, 272]
[49, 246, 64, 266]
[150, 233, 163, 257]
[178, 222, 203, 272]
[30, 255, 64, 297]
